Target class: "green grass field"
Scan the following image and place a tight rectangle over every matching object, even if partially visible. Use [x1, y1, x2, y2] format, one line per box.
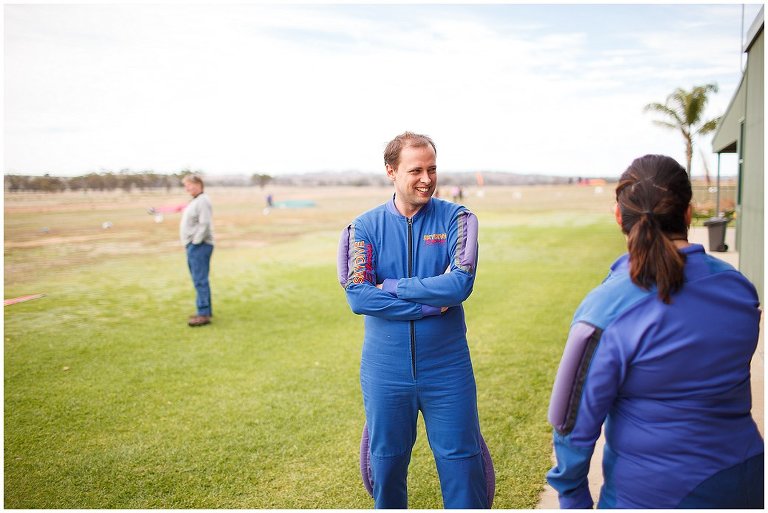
[5, 184, 624, 508]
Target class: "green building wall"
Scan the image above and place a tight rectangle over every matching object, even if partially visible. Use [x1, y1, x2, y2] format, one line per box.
[738, 28, 764, 301]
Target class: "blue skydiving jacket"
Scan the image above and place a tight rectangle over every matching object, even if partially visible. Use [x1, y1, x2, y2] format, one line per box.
[338, 196, 479, 363]
[339, 197, 478, 322]
[547, 244, 763, 508]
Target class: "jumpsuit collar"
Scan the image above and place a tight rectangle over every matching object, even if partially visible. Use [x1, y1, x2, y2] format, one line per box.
[610, 243, 705, 273]
[385, 193, 433, 221]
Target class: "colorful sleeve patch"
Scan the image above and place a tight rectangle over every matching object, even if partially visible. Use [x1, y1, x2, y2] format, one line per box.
[341, 223, 375, 288]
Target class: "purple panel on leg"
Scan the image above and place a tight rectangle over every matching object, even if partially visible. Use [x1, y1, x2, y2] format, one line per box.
[360, 423, 374, 497]
[480, 435, 495, 507]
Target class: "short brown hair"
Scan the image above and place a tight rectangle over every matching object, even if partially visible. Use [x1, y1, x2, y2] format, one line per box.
[182, 174, 205, 190]
[383, 132, 437, 168]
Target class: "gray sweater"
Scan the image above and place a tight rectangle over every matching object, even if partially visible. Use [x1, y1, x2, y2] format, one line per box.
[179, 192, 214, 245]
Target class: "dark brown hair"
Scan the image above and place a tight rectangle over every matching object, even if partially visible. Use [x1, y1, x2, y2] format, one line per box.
[615, 154, 692, 303]
[383, 132, 436, 169]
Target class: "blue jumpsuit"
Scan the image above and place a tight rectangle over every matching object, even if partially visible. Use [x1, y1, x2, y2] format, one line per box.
[547, 244, 764, 508]
[338, 196, 488, 509]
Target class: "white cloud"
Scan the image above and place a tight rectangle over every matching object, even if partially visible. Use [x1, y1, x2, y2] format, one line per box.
[4, 3, 749, 177]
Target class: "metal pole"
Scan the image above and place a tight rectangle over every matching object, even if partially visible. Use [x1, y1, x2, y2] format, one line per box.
[716, 153, 721, 216]
[741, 4, 745, 72]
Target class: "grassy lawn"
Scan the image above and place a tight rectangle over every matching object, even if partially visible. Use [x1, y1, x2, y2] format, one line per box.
[5, 185, 623, 508]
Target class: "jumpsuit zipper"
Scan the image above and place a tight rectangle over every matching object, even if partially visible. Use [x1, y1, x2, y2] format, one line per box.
[407, 217, 416, 379]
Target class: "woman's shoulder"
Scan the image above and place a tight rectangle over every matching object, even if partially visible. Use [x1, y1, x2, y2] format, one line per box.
[685, 246, 760, 304]
[573, 258, 655, 330]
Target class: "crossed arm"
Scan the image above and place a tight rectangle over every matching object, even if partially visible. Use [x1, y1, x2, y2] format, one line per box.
[376, 282, 449, 313]
[336, 211, 478, 321]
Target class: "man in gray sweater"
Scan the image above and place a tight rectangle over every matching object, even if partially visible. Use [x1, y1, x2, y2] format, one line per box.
[180, 174, 214, 327]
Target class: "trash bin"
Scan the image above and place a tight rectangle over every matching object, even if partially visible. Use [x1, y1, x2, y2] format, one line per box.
[703, 217, 729, 252]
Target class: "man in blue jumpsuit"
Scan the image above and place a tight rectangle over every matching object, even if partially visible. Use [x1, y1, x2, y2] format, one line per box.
[337, 132, 488, 508]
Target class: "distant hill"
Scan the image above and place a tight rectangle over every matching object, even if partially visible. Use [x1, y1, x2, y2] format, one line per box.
[266, 170, 593, 187]
[5, 170, 610, 192]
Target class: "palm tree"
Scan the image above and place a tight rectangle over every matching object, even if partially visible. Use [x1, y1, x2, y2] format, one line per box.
[644, 84, 720, 180]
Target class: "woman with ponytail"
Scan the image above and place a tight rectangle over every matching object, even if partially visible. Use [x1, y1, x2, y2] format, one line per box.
[546, 155, 763, 508]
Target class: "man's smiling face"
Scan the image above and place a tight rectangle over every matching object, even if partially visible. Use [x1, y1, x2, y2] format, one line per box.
[387, 143, 437, 218]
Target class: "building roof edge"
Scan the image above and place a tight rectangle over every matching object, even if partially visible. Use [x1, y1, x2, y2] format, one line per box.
[745, 5, 764, 52]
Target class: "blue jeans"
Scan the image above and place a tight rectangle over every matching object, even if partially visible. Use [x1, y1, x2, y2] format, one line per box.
[186, 242, 213, 316]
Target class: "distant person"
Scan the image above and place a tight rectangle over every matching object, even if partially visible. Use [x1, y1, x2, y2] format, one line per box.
[546, 154, 763, 508]
[266, 193, 274, 208]
[337, 131, 490, 508]
[180, 174, 214, 327]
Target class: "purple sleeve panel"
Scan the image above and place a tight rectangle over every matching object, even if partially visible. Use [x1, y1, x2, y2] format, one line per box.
[382, 279, 398, 296]
[421, 305, 442, 317]
[455, 211, 478, 274]
[337, 225, 352, 288]
[548, 322, 602, 435]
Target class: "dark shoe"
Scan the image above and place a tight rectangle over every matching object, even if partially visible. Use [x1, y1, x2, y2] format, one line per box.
[188, 315, 211, 327]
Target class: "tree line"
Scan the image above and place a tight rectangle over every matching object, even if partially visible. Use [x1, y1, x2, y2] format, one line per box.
[5, 171, 273, 193]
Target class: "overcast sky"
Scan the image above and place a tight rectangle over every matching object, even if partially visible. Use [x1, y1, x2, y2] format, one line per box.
[4, 2, 762, 178]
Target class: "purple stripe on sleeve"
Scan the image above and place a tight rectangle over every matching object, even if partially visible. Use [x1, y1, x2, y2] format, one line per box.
[455, 211, 478, 274]
[548, 322, 599, 434]
[337, 225, 352, 287]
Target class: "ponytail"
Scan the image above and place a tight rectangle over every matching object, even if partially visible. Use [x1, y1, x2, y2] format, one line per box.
[616, 155, 692, 304]
[625, 211, 686, 304]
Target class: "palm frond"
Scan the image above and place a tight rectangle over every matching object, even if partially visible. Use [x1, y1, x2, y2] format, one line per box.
[644, 102, 684, 126]
[646, 84, 719, 157]
[651, 120, 679, 131]
[696, 117, 720, 135]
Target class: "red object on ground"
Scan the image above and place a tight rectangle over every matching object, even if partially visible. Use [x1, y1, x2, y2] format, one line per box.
[4, 294, 45, 306]
[148, 204, 186, 214]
